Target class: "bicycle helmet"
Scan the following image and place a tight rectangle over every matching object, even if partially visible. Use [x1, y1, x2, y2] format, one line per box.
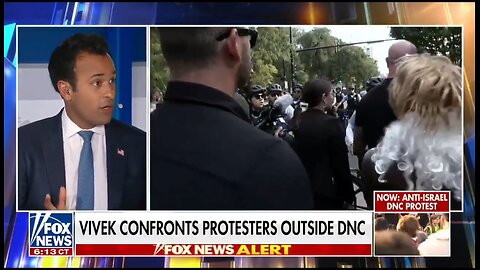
[292, 83, 303, 91]
[267, 83, 283, 93]
[251, 84, 265, 94]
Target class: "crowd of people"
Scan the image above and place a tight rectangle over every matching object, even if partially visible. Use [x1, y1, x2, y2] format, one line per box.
[375, 213, 450, 256]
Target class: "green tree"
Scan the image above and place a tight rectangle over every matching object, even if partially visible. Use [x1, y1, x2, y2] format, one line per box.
[296, 28, 339, 80]
[150, 28, 170, 93]
[251, 27, 291, 87]
[295, 27, 379, 87]
[291, 27, 309, 86]
[390, 27, 462, 65]
[252, 59, 278, 87]
[324, 46, 379, 87]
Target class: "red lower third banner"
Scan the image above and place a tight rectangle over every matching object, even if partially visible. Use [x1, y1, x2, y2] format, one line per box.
[75, 244, 371, 256]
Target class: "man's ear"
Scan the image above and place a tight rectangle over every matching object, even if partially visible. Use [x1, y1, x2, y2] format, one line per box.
[225, 29, 241, 63]
[57, 81, 73, 101]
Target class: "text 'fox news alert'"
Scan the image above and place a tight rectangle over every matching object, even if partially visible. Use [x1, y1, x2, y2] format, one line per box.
[29, 212, 74, 257]
[74, 211, 373, 256]
[75, 243, 371, 256]
[374, 191, 450, 213]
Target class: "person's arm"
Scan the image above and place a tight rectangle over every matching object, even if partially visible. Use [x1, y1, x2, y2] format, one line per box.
[353, 106, 367, 163]
[18, 138, 67, 210]
[18, 141, 28, 210]
[242, 141, 314, 210]
[138, 142, 147, 210]
[330, 120, 356, 205]
[353, 127, 367, 163]
[349, 111, 356, 128]
[127, 130, 147, 210]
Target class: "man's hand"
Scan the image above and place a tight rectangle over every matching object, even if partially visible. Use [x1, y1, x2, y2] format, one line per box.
[274, 127, 284, 138]
[353, 127, 366, 161]
[44, 186, 67, 210]
[331, 104, 338, 114]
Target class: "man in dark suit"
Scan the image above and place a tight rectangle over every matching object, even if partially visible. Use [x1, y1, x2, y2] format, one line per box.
[18, 33, 146, 211]
[150, 27, 313, 210]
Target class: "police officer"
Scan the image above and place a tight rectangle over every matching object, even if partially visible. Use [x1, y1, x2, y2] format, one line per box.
[266, 83, 283, 106]
[291, 83, 303, 111]
[248, 85, 269, 129]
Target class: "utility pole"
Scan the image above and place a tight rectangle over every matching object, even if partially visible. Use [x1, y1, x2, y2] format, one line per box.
[336, 40, 341, 86]
[289, 27, 294, 92]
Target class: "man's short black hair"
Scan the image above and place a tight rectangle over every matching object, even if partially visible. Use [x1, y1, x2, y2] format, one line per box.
[302, 79, 332, 107]
[48, 33, 110, 93]
[375, 217, 390, 231]
[156, 27, 230, 72]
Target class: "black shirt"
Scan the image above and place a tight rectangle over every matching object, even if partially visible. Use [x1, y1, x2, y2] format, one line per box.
[355, 78, 396, 149]
[293, 109, 355, 210]
[150, 81, 314, 210]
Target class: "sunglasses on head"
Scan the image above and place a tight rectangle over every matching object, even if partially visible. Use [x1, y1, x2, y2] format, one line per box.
[216, 28, 258, 48]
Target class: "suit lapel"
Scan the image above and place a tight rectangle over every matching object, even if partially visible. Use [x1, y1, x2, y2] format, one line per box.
[42, 111, 66, 206]
[106, 122, 127, 210]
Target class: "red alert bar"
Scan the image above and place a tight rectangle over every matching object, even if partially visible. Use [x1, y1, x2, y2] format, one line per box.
[75, 244, 372, 256]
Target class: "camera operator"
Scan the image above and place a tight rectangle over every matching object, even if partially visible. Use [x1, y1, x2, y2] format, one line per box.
[271, 93, 294, 136]
[263, 84, 295, 142]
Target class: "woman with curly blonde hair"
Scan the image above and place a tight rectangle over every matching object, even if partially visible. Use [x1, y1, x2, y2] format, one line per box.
[362, 54, 463, 209]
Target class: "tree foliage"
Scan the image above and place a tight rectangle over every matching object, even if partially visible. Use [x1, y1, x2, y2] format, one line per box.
[296, 27, 379, 87]
[324, 46, 379, 87]
[251, 27, 291, 87]
[390, 27, 462, 65]
[296, 28, 339, 80]
[150, 28, 170, 94]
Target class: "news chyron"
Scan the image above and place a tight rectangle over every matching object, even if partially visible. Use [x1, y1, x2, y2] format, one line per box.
[29, 212, 74, 256]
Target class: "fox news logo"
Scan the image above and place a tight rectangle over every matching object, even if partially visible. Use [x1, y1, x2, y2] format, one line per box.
[29, 212, 73, 248]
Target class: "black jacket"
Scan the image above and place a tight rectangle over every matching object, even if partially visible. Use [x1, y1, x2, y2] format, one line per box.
[293, 109, 355, 210]
[150, 81, 314, 210]
[18, 110, 146, 210]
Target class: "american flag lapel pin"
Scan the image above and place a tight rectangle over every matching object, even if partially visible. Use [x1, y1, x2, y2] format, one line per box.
[117, 148, 125, 156]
